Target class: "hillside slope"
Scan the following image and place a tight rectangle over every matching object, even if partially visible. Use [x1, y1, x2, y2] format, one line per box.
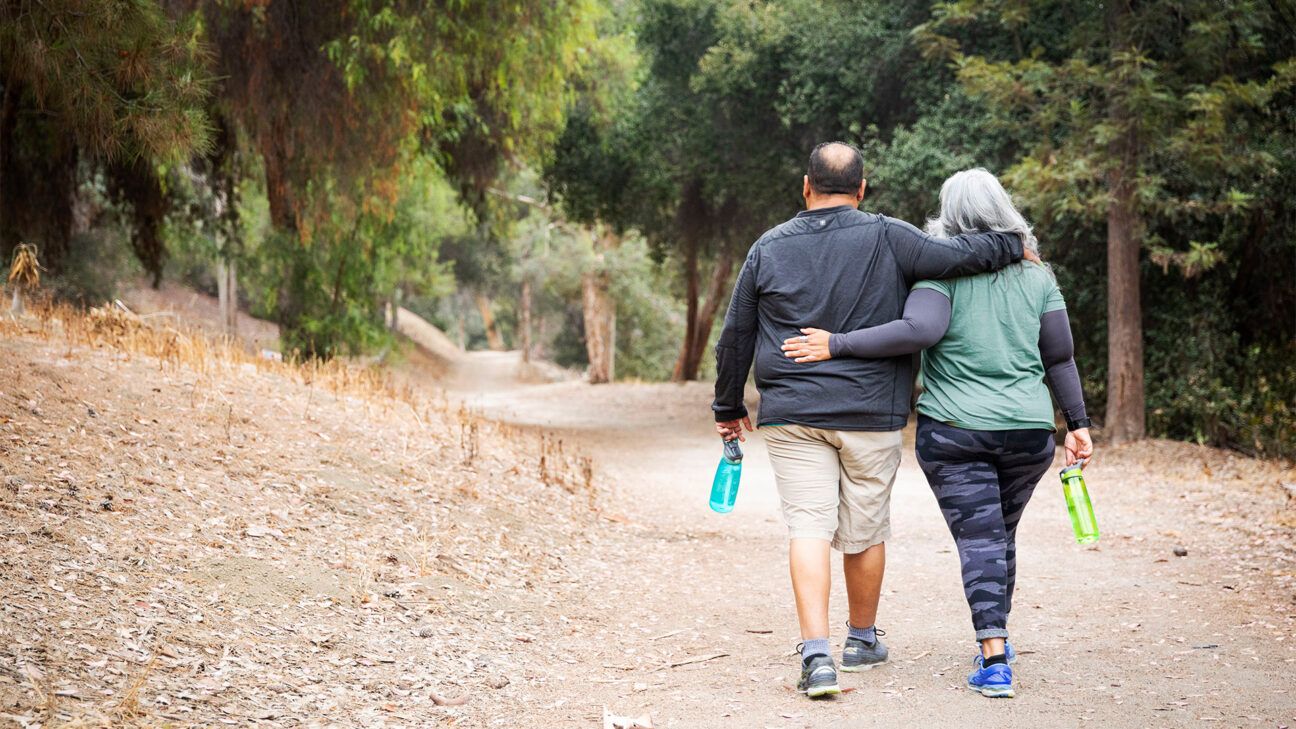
[0, 310, 600, 726]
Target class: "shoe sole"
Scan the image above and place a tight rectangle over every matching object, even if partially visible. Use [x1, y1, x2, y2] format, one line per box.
[967, 683, 1014, 698]
[804, 683, 842, 698]
[839, 660, 887, 673]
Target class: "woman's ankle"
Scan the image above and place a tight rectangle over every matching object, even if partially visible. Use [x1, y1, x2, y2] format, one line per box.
[980, 637, 1006, 658]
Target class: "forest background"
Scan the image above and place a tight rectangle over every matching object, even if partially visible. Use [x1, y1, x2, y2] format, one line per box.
[2, 0, 1293, 457]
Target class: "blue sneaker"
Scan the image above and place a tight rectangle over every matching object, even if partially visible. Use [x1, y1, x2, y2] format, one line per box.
[967, 657, 1014, 698]
[972, 641, 1017, 665]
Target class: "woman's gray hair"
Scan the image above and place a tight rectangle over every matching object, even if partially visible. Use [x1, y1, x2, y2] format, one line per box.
[925, 168, 1039, 257]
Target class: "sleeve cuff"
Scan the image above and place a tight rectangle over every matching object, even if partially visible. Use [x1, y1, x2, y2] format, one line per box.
[1066, 416, 1092, 431]
[714, 407, 748, 422]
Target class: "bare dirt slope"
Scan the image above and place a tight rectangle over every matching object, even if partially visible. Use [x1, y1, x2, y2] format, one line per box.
[2, 315, 1294, 728]
[0, 314, 603, 727]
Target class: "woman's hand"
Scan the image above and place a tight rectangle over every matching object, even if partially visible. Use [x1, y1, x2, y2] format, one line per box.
[1064, 427, 1093, 466]
[781, 328, 834, 363]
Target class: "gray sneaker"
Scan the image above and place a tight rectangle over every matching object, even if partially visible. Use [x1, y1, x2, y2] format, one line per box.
[840, 628, 889, 672]
[797, 654, 841, 698]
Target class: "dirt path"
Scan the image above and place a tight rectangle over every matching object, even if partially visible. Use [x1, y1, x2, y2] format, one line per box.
[2, 313, 1292, 728]
[439, 351, 1296, 728]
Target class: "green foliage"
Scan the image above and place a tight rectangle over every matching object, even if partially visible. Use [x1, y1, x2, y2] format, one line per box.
[607, 248, 684, 380]
[1, 0, 213, 272]
[1144, 272, 1296, 458]
[9, 0, 1294, 458]
[861, 89, 1013, 223]
[253, 160, 462, 358]
[924, 0, 1296, 454]
[194, 0, 599, 351]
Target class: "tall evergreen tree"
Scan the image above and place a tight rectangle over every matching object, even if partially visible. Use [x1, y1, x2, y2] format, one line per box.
[919, 0, 1296, 442]
[0, 0, 210, 270]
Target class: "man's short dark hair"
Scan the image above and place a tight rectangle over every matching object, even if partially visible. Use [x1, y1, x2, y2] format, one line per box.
[807, 142, 864, 196]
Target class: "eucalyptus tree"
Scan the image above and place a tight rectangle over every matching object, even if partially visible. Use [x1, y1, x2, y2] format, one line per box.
[178, 0, 597, 356]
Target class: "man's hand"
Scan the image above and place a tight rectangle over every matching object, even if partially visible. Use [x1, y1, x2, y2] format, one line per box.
[781, 328, 834, 363]
[716, 416, 754, 442]
[1064, 427, 1093, 466]
[1022, 245, 1041, 264]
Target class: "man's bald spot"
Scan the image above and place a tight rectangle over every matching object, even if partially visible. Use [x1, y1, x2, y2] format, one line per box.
[818, 142, 857, 170]
[807, 142, 865, 196]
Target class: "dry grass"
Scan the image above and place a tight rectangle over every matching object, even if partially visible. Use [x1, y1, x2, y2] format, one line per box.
[112, 655, 159, 723]
[8, 244, 42, 288]
[4, 298, 417, 414]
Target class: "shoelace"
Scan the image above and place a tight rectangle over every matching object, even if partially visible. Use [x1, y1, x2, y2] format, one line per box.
[843, 622, 886, 643]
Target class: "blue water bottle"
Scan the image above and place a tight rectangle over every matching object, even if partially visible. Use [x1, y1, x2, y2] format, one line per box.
[709, 438, 743, 513]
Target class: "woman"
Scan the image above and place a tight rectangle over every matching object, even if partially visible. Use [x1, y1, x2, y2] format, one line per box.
[780, 168, 1094, 699]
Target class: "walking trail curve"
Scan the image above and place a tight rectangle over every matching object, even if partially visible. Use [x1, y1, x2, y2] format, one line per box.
[434, 350, 1295, 729]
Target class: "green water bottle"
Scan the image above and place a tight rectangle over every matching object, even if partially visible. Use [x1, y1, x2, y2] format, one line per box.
[1059, 460, 1099, 544]
[709, 438, 743, 513]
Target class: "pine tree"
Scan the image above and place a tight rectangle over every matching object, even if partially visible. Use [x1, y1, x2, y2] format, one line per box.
[0, 0, 211, 269]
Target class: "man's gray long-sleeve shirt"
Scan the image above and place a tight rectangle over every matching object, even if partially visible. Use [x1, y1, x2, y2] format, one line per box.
[711, 205, 1024, 431]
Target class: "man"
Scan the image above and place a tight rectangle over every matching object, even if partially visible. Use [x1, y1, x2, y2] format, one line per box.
[712, 142, 1035, 698]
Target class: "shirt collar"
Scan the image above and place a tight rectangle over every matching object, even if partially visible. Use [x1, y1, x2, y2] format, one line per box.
[795, 205, 855, 218]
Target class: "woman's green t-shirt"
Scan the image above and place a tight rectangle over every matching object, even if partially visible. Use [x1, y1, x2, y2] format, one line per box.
[913, 262, 1065, 431]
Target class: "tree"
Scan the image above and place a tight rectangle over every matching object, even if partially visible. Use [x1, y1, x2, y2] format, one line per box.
[543, 8, 640, 382]
[550, 0, 804, 382]
[921, 0, 1296, 443]
[0, 0, 211, 271]
[191, 0, 595, 356]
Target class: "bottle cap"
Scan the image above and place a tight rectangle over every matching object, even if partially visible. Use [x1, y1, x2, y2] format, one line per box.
[722, 438, 744, 463]
[1058, 458, 1087, 478]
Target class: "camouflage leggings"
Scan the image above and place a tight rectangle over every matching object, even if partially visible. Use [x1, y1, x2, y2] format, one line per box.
[915, 415, 1056, 642]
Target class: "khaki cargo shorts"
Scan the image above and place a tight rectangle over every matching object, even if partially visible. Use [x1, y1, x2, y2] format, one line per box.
[762, 424, 903, 554]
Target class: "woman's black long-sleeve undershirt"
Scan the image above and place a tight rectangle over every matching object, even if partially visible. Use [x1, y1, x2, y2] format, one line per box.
[827, 288, 1088, 426]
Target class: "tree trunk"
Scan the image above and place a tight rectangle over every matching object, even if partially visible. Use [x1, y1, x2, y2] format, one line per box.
[685, 248, 736, 378]
[388, 288, 401, 332]
[672, 236, 701, 381]
[213, 149, 239, 338]
[262, 137, 313, 355]
[108, 158, 169, 286]
[0, 77, 17, 257]
[582, 267, 615, 383]
[1104, 0, 1146, 443]
[475, 293, 505, 350]
[519, 278, 533, 363]
[673, 243, 735, 382]
[582, 229, 619, 384]
[217, 257, 238, 336]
